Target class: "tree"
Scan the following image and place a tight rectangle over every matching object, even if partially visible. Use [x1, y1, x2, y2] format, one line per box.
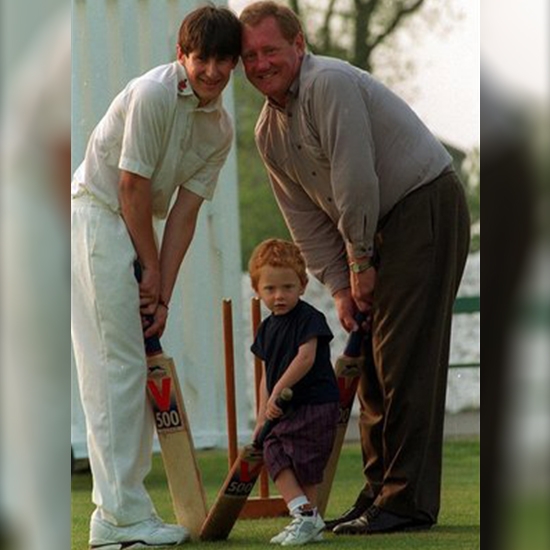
[289, 0, 429, 72]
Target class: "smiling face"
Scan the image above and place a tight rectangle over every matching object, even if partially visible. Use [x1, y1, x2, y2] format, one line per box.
[256, 265, 305, 316]
[241, 16, 305, 106]
[178, 47, 236, 106]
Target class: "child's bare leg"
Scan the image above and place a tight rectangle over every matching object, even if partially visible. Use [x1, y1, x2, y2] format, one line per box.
[275, 470, 320, 513]
[274, 468, 305, 505]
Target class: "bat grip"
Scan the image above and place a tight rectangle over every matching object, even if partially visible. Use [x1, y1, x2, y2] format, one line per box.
[133, 260, 162, 355]
[253, 388, 293, 448]
[344, 312, 368, 357]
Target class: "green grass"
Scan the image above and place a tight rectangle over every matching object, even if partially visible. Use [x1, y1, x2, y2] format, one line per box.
[72, 439, 480, 549]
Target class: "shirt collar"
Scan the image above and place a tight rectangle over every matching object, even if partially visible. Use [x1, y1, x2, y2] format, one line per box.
[175, 61, 223, 113]
[175, 62, 194, 98]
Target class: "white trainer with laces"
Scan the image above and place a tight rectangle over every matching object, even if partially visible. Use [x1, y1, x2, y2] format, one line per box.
[278, 513, 325, 546]
[89, 514, 190, 549]
[270, 517, 324, 545]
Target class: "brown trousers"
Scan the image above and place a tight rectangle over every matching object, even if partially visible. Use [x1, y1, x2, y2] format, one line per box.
[358, 170, 470, 523]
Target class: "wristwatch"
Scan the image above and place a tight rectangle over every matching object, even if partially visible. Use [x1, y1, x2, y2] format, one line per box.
[349, 258, 373, 273]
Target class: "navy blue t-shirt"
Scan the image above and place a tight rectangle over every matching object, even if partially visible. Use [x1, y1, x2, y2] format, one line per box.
[251, 300, 339, 406]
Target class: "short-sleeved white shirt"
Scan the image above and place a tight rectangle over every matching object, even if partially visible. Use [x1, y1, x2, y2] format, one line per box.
[72, 61, 233, 218]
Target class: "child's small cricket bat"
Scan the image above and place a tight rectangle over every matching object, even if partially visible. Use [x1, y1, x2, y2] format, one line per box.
[200, 388, 293, 541]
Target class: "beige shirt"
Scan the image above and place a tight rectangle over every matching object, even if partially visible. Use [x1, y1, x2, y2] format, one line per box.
[255, 54, 452, 294]
[72, 61, 233, 218]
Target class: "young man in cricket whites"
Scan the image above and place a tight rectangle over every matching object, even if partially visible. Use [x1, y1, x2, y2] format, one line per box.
[71, 6, 241, 548]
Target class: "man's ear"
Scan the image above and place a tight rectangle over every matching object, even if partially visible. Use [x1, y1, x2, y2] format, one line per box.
[294, 32, 306, 55]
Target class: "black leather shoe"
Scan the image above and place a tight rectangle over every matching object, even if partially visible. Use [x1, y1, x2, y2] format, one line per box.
[324, 491, 374, 531]
[333, 505, 433, 535]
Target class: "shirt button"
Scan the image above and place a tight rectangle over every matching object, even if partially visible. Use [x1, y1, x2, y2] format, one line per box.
[312, 171, 317, 176]
[297, 144, 302, 150]
[327, 197, 332, 202]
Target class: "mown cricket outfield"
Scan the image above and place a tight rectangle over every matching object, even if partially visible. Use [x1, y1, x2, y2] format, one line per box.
[72, 440, 480, 549]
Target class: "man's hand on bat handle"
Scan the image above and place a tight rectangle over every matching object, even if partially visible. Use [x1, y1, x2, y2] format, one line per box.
[138, 265, 161, 315]
[350, 264, 376, 317]
[134, 260, 167, 339]
[334, 288, 372, 333]
[142, 303, 168, 339]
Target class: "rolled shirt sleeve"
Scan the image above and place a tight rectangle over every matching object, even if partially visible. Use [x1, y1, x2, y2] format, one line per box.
[119, 79, 171, 179]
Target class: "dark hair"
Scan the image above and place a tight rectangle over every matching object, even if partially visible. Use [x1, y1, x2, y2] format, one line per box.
[240, 1, 303, 42]
[178, 4, 242, 61]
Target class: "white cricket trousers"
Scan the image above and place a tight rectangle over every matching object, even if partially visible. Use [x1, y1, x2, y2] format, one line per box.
[71, 196, 156, 525]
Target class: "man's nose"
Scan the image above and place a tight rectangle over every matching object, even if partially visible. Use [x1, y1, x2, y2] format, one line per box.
[205, 59, 220, 77]
[256, 53, 270, 71]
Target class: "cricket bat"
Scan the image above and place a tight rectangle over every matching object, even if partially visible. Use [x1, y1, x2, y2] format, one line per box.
[316, 315, 369, 516]
[200, 388, 293, 541]
[134, 262, 207, 539]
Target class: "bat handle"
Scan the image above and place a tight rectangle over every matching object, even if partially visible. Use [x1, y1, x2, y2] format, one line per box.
[253, 388, 293, 448]
[344, 312, 368, 358]
[133, 260, 163, 355]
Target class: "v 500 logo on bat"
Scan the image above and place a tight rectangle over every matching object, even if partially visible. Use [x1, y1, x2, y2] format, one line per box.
[147, 368, 183, 432]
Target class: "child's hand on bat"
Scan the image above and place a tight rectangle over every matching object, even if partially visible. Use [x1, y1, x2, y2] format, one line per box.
[265, 393, 285, 420]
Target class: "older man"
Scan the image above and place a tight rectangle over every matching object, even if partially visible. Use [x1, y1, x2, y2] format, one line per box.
[240, 1, 470, 536]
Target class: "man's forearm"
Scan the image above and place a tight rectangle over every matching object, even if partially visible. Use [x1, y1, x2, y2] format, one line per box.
[158, 187, 203, 305]
[118, 171, 159, 270]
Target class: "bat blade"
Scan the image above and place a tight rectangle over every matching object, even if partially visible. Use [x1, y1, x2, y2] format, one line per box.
[146, 352, 207, 539]
[316, 321, 368, 516]
[200, 388, 293, 541]
[200, 444, 265, 541]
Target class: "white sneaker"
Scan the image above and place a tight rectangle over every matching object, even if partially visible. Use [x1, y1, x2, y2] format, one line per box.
[270, 520, 296, 544]
[279, 513, 325, 546]
[89, 514, 190, 549]
[270, 518, 324, 545]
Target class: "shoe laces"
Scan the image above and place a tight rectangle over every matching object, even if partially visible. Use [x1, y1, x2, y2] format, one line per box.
[288, 516, 306, 532]
[290, 513, 317, 533]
